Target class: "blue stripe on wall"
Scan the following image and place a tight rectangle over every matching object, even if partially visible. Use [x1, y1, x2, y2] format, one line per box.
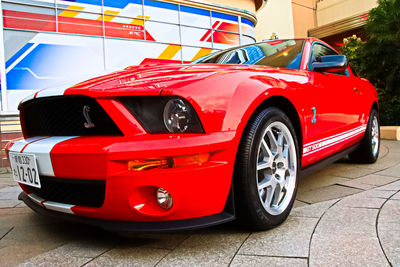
[180, 5, 210, 17]
[211, 11, 238, 22]
[6, 43, 34, 69]
[144, 0, 178, 11]
[241, 18, 254, 27]
[103, 0, 142, 8]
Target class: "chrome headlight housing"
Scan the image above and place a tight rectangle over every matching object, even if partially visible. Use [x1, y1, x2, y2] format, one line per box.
[120, 96, 204, 134]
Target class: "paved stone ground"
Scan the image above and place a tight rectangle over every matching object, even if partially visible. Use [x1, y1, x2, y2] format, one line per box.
[0, 140, 399, 266]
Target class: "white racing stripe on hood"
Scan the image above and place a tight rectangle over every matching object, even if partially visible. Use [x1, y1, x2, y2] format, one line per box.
[20, 69, 121, 104]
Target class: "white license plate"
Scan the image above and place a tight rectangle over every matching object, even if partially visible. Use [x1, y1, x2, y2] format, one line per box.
[9, 152, 41, 188]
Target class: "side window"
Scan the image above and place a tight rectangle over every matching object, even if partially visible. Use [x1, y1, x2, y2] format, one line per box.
[310, 43, 348, 76]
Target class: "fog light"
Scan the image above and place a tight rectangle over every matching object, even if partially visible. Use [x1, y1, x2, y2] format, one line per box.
[156, 188, 173, 210]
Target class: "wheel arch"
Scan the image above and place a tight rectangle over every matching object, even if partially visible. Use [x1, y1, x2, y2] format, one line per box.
[371, 101, 379, 113]
[245, 95, 304, 160]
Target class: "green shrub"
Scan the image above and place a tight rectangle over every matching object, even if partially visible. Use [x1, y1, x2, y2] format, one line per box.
[341, 0, 400, 125]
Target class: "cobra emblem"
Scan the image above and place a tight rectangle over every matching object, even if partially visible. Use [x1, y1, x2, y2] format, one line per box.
[83, 105, 95, 129]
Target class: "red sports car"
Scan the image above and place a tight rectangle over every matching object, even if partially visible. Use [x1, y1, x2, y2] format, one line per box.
[6, 38, 380, 232]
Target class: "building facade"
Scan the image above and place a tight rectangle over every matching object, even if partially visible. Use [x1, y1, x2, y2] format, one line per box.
[255, 0, 378, 50]
[0, 0, 266, 113]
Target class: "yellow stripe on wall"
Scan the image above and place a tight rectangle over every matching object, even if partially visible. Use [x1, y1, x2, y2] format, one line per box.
[97, 10, 120, 21]
[158, 44, 181, 60]
[130, 15, 150, 26]
[192, 48, 213, 61]
[59, 5, 85, 18]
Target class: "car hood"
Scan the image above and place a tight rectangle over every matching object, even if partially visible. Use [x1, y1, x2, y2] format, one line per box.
[62, 63, 273, 97]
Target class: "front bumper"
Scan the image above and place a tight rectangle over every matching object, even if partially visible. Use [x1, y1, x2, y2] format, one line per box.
[19, 192, 235, 233]
[10, 131, 238, 229]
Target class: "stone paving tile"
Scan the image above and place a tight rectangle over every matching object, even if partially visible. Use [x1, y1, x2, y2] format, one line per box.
[313, 206, 378, 237]
[356, 188, 396, 199]
[310, 234, 389, 267]
[384, 140, 400, 152]
[0, 185, 22, 193]
[20, 251, 92, 267]
[0, 227, 13, 239]
[358, 152, 400, 171]
[378, 199, 400, 267]
[124, 233, 190, 250]
[0, 211, 59, 229]
[293, 200, 308, 208]
[345, 174, 399, 187]
[157, 230, 249, 266]
[239, 216, 318, 258]
[231, 255, 308, 267]
[0, 191, 21, 200]
[391, 191, 400, 200]
[2, 223, 79, 243]
[0, 199, 21, 208]
[378, 199, 400, 227]
[336, 195, 386, 209]
[49, 240, 116, 258]
[375, 180, 400, 191]
[376, 163, 400, 178]
[291, 199, 337, 218]
[86, 247, 170, 267]
[298, 174, 351, 193]
[297, 185, 362, 204]
[310, 201, 388, 266]
[336, 179, 376, 190]
[313, 163, 376, 179]
[0, 241, 65, 267]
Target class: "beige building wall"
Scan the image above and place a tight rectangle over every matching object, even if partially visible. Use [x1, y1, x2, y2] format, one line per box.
[292, 0, 316, 37]
[316, 0, 378, 26]
[255, 0, 295, 41]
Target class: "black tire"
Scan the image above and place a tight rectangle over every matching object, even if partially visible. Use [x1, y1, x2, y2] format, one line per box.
[234, 107, 300, 231]
[349, 109, 380, 163]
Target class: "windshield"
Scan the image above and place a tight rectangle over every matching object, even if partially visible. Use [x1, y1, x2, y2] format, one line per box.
[192, 39, 305, 69]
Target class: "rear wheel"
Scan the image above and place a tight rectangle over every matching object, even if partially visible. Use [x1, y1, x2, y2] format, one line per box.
[349, 109, 380, 163]
[235, 107, 299, 230]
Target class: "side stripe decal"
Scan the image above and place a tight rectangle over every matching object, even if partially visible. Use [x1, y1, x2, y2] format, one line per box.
[303, 125, 367, 156]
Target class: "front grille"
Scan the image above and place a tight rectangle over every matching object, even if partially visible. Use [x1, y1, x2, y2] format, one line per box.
[26, 176, 106, 208]
[20, 95, 122, 137]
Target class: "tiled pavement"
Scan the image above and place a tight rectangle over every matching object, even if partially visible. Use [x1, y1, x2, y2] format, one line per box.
[0, 140, 399, 266]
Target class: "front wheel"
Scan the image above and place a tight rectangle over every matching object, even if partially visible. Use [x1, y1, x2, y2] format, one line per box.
[235, 107, 299, 230]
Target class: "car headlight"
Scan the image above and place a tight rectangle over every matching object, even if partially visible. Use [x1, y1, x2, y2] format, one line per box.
[120, 96, 204, 134]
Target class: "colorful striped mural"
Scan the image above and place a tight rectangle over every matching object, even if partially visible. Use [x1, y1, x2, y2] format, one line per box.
[1, 0, 256, 111]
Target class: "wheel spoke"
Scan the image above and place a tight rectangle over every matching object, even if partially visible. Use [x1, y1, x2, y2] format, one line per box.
[257, 161, 272, 171]
[260, 139, 273, 158]
[265, 183, 277, 208]
[276, 133, 284, 156]
[282, 143, 289, 159]
[258, 177, 273, 190]
[266, 129, 278, 154]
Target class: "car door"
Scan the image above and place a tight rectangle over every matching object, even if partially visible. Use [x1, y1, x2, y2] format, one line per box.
[303, 42, 361, 163]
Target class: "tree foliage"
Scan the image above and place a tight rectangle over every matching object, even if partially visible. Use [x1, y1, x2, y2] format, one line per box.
[341, 0, 400, 125]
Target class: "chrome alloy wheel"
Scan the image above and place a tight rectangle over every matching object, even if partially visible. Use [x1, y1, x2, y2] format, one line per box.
[256, 121, 297, 216]
[371, 116, 379, 157]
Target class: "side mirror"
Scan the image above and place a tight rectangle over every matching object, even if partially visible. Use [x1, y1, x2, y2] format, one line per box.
[311, 55, 348, 72]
